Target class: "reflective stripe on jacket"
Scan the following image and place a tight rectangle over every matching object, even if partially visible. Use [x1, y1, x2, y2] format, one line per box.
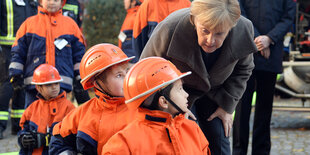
[9, 6, 85, 91]
[0, 0, 37, 45]
[50, 90, 139, 155]
[19, 91, 75, 155]
[132, 0, 191, 62]
[63, 0, 82, 27]
[102, 108, 210, 155]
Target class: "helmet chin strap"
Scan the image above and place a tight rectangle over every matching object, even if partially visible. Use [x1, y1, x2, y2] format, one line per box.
[94, 81, 113, 97]
[160, 92, 185, 115]
[160, 91, 196, 120]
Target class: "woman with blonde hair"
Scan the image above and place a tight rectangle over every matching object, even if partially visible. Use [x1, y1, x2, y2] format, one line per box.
[140, 0, 257, 154]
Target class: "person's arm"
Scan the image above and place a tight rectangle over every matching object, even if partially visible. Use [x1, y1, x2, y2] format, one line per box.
[49, 106, 98, 155]
[207, 53, 254, 137]
[132, 2, 159, 62]
[9, 21, 28, 78]
[139, 19, 171, 59]
[49, 110, 80, 154]
[71, 25, 86, 81]
[266, 0, 296, 44]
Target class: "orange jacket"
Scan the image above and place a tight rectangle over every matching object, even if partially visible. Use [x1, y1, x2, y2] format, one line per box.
[19, 91, 75, 155]
[9, 6, 85, 91]
[118, 6, 140, 58]
[50, 91, 140, 155]
[132, 0, 191, 62]
[102, 108, 210, 155]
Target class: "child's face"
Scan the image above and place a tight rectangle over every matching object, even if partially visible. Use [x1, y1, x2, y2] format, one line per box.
[96, 62, 130, 97]
[41, 0, 62, 13]
[36, 83, 60, 100]
[167, 80, 190, 116]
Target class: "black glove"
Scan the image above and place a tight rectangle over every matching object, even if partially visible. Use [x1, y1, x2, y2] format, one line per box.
[10, 75, 24, 90]
[18, 132, 36, 149]
[18, 131, 50, 149]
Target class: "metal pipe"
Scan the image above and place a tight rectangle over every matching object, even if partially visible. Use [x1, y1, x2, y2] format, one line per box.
[283, 61, 310, 66]
[275, 84, 310, 99]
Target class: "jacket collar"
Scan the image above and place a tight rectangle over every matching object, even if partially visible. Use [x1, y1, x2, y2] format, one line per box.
[38, 6, 63, 16]
[140, 108, 185, 128]
[95, 89, 126, 110]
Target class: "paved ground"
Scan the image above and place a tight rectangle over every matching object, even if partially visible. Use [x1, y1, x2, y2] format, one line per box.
[0, 97, 310, 154]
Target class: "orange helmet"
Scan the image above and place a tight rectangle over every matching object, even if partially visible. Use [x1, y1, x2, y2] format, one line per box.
[31, 64, 63, 85]
[123, 57, 191, 109]
[80, 43, 134, 90]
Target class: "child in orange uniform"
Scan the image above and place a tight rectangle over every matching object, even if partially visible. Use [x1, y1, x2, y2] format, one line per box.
[18, 64, 75, 155]
[49, 43, 140, 155]
[9, 0, 85, 107]
[102, 57, 210, 154]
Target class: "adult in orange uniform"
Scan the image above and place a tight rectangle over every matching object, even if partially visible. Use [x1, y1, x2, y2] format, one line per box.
[102, 57, 210, 154]
[18, 64, 75, 155]
[132, 0, 191, 62]
[49, 44, 139, 155]
[118, 0, 143, 59]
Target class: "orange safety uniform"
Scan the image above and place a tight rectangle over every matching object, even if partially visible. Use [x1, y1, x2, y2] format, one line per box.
[118, 6, 140, 58]
[102, 108, 210, 155]
[9, 5, 85, 92]
[132, 0, 191, 62]
[50, 91, 139, 155]
[19, 91, 75, 155]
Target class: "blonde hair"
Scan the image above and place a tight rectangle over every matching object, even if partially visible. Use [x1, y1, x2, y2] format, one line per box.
[190, 0, 241, 32]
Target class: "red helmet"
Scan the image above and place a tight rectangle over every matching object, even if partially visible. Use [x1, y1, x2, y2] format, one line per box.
[123, 57, 191, 109]
[31, 64, 63, 85]
[80, 43, 134, 90]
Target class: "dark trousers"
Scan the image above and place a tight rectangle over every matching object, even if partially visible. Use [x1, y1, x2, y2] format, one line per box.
[0, 45, 25, 132]
[195, 96, 231, 155]
[233, 70, 277, 155]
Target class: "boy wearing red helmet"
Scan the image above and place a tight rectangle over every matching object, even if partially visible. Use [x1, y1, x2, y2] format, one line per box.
[18, 64, 75, 155]
[49, 43, 140, 155]
[102, 57, 210, 154]
[9, 0, 86, 108]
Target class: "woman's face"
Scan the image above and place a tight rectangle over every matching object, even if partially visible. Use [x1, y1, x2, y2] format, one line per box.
[195, 20, 230, 53]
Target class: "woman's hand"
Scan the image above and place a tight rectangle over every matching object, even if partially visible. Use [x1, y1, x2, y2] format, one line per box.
[207, 107, 233, 137]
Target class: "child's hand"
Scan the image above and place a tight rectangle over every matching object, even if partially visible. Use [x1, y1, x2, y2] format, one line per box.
[18, 132, 36, 149]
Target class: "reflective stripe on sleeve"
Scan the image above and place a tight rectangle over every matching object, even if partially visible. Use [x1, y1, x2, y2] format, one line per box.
[9, 62, 24, 70]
